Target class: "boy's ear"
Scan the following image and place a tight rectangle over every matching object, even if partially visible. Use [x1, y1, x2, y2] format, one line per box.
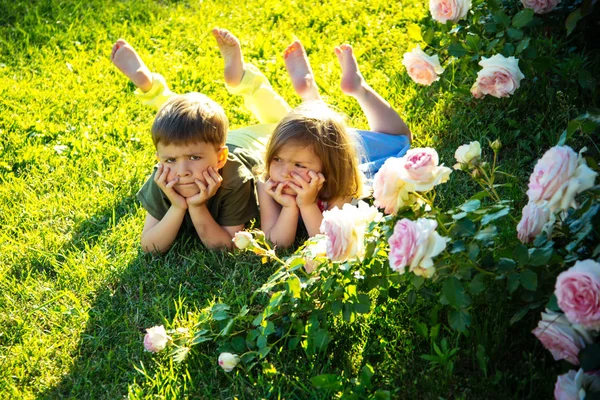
[216, 146, 229, 169]
[155, 151, 160, 161]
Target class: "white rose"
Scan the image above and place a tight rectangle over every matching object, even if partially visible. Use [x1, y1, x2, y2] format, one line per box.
[471, 54, 525, 99]
[218, 352, 240, 372]
[429, 0, 472, 23]
[232, 231, 253, 249]
[402, 46, 445, 86]
[143, 325, 170, 353]
[454, 141, 481, 166]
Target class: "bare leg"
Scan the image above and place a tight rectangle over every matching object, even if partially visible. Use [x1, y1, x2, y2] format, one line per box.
[212, 28, 245, 88]
[335, 44, 410, 139]
[111, 39, 153, 93]
[283, 41, 321, 102]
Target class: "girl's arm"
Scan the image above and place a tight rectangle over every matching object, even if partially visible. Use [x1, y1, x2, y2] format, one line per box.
[258, 181, 299, 248]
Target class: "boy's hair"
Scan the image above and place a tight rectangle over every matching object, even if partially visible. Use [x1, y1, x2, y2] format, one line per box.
[265, 101, 363, 201]
[151, 93, 228, 149]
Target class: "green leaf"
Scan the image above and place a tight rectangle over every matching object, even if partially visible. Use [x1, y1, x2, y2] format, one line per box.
[252, 314, 263, 326]
[448, 309, 471, 332]
[313, 329, 331, 351]
[311, 374, 342, 390]
[506, 28, 523, 40]
[465, 34, 481, 51]
[442, 277, 471, 309]
[512, 244, 529, 266]
[220, 319, 235, 336]
[515, 37, 530, 55]
[262, 321, 275, 336]
[580, 344, 600, 371]
[469, 273, 486, 295]
[476, 345, 488, 377]
[512, 9, 534, 28]
[529, 247, 553, 266]
[501, 43, 515, 57]
[411, 274, 425, 289]
[468, 243, 480, 261]
[460, 199, 481, 212]
[546, 293, 561, 312]
[360, 364, 374, 388]
[212, 310, 230, 321]
[415, 322, 428, 339]
[520, 269, 538, 291]
[287, 275, 301, 299]
[579, 69, 596, 90]
[497, 258, 516, 273]
[494, 11, 511, 28]
[422, 27, 435, 44]
[257, 334, 268, 349]
[258, 346, 272, 359]
[451, 218, 476, 237]
[510, 307, 529, 325]
[507, 274, 520, 294]
[288, 336, 300, 350]
[475, 225, 497, 241]
[355, 294, 371, 314]
[448, 42, 468, 58]
[481, 206, 510, 225]
[231, 336, 247, 353]
[566, 9, 583, 36]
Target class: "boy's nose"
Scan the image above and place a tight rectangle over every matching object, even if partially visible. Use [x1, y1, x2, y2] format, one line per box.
[177, 162, 192, 177]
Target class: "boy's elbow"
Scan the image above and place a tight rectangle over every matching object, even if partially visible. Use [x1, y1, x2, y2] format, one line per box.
[140, 237, 169, 254]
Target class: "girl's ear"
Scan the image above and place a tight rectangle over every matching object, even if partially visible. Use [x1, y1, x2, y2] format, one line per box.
[217, 146, 229, 169]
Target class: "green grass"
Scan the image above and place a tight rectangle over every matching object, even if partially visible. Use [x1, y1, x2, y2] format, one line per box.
[0, 0, 598, 398]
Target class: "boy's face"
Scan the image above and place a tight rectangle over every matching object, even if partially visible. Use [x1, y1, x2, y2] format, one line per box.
[269, 144, 323, 195]
[156, 141, 228, 198]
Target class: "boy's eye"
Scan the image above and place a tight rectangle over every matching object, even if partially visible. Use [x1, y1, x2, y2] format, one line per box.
[165, 158, 176, 163]
[190, 155, 202, 161]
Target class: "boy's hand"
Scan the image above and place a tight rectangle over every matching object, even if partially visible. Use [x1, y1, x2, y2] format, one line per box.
[265, 178, 297, 208]
[187, 167, 223, 208]
[288, 170, 325, 208]
[155, 163, 188, 210]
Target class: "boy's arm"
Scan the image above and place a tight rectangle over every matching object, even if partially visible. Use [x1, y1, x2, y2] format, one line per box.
[140, 207, 186, 253]
[188, 205, 242, 249]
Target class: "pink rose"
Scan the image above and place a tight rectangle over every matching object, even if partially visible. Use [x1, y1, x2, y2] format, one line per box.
[555, 369, 600, 400]
[532, 310, 592, 365]
[429, 0, 471, 23]
[527, 146, 597, 212]
[402, 46, 445, 86]
[556, 260, 600, 330]
[320, 201, 382, 262]
[521, 0, 560, 14]
[516, 202, 552, 243]
[388, 218, 447, 278]
[143, 325, 171, 353]
[471, 54, 525, 98]
[397, 148, 452, 192]
[373, 157, 415, 214]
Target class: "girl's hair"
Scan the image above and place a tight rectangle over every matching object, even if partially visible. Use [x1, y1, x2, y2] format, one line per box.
[265, 101, 363, 201]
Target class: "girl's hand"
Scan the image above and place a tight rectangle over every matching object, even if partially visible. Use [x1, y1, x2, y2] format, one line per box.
[288, 170, 325, 208]
[155, 163, 188, 210]
[265, 178, 297, 208]
[187, 167, 223, 208]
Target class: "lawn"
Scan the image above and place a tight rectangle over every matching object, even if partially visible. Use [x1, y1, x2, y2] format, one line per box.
[0, 0, 598, 398]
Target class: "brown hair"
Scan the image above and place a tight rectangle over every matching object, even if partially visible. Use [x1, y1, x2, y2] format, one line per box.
[151, 93, 228, 149]
[265, 102, 362, 201]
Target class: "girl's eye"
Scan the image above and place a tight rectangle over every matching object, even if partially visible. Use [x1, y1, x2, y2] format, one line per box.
[295, 163, 306, 169]
[273, 157, 282, 163]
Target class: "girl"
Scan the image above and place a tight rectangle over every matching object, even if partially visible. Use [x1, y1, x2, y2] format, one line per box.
[222, 36, 411, 247]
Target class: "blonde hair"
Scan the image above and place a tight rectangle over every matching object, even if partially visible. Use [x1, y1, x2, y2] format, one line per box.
[265, 102, 362, 201]
[151, 93, 228, 149]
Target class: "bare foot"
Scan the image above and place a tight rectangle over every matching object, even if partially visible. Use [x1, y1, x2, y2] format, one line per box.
[283, 41, 320, 102]
[212, 28, 245, 88]
[111, 39, 153, 92]
[334, 44, 366, 97]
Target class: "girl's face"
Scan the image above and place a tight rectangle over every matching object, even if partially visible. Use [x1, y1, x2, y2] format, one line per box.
[269, 143, 323, 195]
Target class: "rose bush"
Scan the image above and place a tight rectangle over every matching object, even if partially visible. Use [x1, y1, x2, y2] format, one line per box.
[143, 325, 170, 353]
[516, 202, 551, 244]
[454, 141, 481, 168]
[521, 0, 561, 14]
[429, 0, 471, 23]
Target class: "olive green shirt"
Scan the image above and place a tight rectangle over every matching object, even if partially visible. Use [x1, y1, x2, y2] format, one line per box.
[136, 145, 261, 237]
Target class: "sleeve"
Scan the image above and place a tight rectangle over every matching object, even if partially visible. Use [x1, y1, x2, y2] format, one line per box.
[134, 73, 176, 110]
[215, 178, 259, 227]
[136, 169, 171, 221]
